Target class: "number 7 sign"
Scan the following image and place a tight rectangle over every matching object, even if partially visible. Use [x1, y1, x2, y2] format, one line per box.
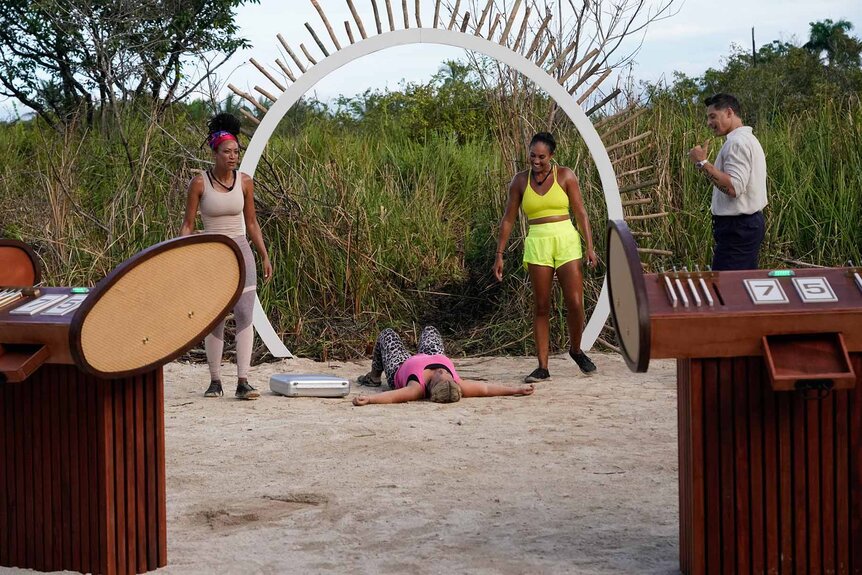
[744, 278, 790, 304]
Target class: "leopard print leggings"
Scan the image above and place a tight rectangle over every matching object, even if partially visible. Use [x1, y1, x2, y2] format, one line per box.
[372, 326, 446, 388]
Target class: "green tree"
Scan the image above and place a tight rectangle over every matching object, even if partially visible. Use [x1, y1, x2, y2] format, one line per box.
[804, 19, 862, 68]
[655, 22, 862, 123]
[0, 0, 258, 128]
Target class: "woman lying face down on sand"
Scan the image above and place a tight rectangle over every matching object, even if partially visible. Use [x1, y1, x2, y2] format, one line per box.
[353, 326, 535, 406]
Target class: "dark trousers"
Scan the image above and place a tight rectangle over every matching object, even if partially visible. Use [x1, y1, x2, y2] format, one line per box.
[711, 211, 765, 271]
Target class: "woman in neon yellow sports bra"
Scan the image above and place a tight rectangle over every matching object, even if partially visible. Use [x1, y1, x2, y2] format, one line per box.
[493, 132, 598, 383]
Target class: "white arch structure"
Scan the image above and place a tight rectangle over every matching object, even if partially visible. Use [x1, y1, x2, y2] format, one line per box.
[241, 27, 623, 358]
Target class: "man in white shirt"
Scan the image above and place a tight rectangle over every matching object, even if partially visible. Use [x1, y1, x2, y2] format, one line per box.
[688, 93, 767, 270]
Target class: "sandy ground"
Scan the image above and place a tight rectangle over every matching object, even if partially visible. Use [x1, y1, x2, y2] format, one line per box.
[8, 353, 682, 575]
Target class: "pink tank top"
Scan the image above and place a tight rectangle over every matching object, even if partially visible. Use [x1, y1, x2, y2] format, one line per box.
[199, 170, 245, 237]
[394, 354, 462, 392]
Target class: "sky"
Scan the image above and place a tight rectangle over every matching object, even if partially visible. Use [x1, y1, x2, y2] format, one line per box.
[1, 0, 861, 119]
[214, 0, 862, 104]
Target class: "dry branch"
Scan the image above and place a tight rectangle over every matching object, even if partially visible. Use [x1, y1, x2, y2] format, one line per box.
[277, 34, 307, 73]
[249, 58, 286, 91]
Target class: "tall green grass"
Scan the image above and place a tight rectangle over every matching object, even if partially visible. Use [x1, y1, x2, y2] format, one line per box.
[1, 96, 860, 359]
[643, 95, 862, 270]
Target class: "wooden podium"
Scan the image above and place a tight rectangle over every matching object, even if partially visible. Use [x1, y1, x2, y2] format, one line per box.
[606, 220, 862, 575]
[0, 235, 245, 574]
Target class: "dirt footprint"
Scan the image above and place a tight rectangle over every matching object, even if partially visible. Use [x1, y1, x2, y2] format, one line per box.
[191, 492, 330, 533]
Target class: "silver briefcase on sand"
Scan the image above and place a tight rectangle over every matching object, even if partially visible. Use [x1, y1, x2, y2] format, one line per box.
[269, 373, 351, 397]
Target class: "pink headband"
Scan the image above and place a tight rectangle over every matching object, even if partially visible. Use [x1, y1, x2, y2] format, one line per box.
[207, 130, 237, 150]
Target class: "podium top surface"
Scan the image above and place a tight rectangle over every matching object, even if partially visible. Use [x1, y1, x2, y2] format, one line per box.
[607, 220, 862, 370]
[1, 235, 245, 378]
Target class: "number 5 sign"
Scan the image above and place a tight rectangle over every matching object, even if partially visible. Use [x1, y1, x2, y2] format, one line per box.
[792, 277, 838, 303]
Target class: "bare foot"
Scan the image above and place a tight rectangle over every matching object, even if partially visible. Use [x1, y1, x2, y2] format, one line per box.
[352, 395, 371, 406]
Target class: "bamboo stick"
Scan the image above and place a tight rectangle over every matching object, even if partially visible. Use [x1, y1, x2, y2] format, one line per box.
[622, 197, 652, 207]
[594, 103, 636, 131]
[576, 68, 612, 105]
[525, 11, 553, 59]
[239, 109, 261, 126]
[600, 107, 648, 140]
[346, 0, 368, 38]
[300, 43, 318, 65]
[249, 58, 286, 92]
[536, 38, 556, 67]
[568, 61, 602, 94]
[606, 131, 652, 154]
[254, 85, 279, 104]
[611, 143, 654, 166]
[460, 12, 471, 32]
[384, 0, 395, 31]
[559, 47, 599, 84]
[619, 179, 659, 194]
[596, 336, 621, 354]
[624, 211, 668, 221]
[414, 0, 421, 27]
[228, 84, 268, 114]
[371, 0, 383, 34]
[498, 0, 522, 46]
[277, 34, 307, 73]
[274, 58, 296, 82]
[549, 41, 578, 74]
[305, 23, 330, 57]
[344, 21, 355, 44]
[779, 258, 828, 268]
[433, 0, 441, 29]
[311, 0, 342, 50]
[631, 231, 653, 237]
[637, 247, 674, 256]
[488, 13, 501, 38]
[585, 88, 620, 117]
[447, 0, 460, 30]
[402, 0, 409, 28]
[513, 6, 531, 52]
[475, 0, 493, 35]
[617, 165, 653, 178]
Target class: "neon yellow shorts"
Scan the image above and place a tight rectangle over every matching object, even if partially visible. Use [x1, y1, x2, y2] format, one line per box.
[522, 219, 583, 269]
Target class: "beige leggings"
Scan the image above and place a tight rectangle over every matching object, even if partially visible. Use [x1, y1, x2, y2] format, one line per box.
[206, 236, 256, 380]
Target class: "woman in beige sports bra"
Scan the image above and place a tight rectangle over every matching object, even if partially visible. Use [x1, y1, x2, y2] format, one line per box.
[493, 132, 598, 383]
[179, 113, 272, 400]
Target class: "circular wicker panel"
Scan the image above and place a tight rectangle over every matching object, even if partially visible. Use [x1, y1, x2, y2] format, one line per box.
[607, 220, 650, 372]
[77, 240, 242, 375]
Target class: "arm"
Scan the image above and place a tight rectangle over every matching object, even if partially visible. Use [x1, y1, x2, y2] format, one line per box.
[352, 381, 425, 406]
[458, 380, 535, 398]
[561, 168, 598, 268]
[689, 141, 747, 198]
[179, 175, 203, 236]
[241, 173, 273, 281]
[493, 173, 526, 281]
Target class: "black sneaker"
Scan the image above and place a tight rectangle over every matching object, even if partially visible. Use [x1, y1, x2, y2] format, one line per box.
[235, 380, 260, 400]
[204, 380, 223, 397]
[569, 350, 597, 373]
[524, 368, 551, 383]
[357, 372, 383, 387]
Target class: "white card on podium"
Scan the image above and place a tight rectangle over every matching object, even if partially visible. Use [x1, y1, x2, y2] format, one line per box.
[10, 294, 69, 315]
